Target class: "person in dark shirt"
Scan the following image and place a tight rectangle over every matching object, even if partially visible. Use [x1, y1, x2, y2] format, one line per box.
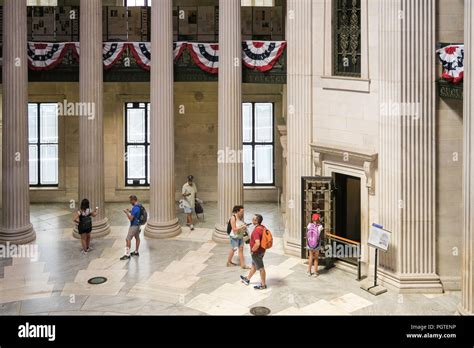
[240, 214, 267, 290]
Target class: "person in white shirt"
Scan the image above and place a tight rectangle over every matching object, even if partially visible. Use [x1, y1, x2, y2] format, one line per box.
[227, 205, 250, 269]
[182, 175, 197, 230]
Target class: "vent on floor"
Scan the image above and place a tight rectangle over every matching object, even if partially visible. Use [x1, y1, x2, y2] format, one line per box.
[250, 306, 271, 316]
[87, 277, 108, 285]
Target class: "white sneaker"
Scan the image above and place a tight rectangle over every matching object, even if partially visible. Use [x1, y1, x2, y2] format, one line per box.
[81, 250, 88, 255]
[306, 271, 313, 277]
[190, 224, 194, 230]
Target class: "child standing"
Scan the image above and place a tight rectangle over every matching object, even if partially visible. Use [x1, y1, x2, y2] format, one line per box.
[306, 213, 323, 277]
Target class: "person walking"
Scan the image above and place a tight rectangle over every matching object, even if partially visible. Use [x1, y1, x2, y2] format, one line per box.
[182, 175, 197, 230]
[306, 213, 323, 277]
[227, 205, 250, 269]
[73, 199, 98, 255]
[240, 214, 267, 290]
[120, 195, 142, 260]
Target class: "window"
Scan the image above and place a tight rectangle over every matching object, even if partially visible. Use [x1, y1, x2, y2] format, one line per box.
[125, 103, 150, 186]
[241, 0, 275, 6]
[27, 0, 58, 6]
[28, 103, 59, 187]
[243, 103, 274, 186]
[333, 0, 361, 77]
[125, 0, 151, 6]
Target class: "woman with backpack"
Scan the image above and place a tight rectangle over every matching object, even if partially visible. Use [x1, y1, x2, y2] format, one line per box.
[73, 198, 98, 255]
[226, 205, 250, 269]
[306, 213, 323, 277]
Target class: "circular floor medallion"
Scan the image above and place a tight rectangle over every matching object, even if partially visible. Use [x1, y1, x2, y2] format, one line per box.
[87, 276, 108, 285]
[250, 306, 271, 316]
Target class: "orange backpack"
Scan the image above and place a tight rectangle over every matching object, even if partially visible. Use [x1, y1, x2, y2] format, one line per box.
[260, 226, 273, 250]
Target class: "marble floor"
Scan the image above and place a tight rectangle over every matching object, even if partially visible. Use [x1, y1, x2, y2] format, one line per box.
[0, 202, 461, 315]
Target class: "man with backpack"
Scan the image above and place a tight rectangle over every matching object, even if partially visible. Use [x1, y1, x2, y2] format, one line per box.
[120, 195, 147, 261]
[240, 214, 273, 290]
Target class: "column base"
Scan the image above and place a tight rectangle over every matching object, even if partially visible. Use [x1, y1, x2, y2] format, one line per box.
[73, 218, 111, 239]
[0, 223, 36, 245]
[283, 233, 301, 257]
[377, 269, 444, 294]
[457, 303, 473, 316]
[213, 223, 229, 243]
[144, 218, 181, 239]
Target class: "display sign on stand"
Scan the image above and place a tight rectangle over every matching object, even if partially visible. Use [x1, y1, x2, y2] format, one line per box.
[361, 223, 391, 296]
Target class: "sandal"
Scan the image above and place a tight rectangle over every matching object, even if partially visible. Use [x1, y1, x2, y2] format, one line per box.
[226, 262, 237, 267]
[241, 265, 251, 270]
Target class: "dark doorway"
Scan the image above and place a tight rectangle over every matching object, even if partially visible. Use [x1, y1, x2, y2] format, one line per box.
[333, 173, 361, 243]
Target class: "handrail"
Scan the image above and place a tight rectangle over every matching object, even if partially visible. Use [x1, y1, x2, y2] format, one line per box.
[326, 232, 360, 246]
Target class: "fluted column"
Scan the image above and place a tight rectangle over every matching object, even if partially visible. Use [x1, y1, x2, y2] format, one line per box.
[378, 0, 441, 292]
[75, 0, 110, 238]
[145, 0, 181, 238]
[460, 0, 474, 315]
[283, 0, 313, 256]
[0, 0, 35, 244]
[213, 0, 243, 242]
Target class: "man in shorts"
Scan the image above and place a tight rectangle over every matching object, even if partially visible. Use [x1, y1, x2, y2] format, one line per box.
[240, 214, 267, 290]
[182, 175, 197, 230]
[120, 195, 142, 260]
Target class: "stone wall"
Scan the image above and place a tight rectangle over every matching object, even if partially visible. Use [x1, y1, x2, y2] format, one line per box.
[0, 81, 283, 205]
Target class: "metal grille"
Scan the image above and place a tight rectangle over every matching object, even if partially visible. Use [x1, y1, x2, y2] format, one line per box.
[333, 0, 362, 77]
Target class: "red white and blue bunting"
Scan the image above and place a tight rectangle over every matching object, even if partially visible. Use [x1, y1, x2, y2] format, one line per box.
[436, 44, 464, 84]
[187, 43, 219, 74]
[128, 42, 152, 71]
[103, 42, 127, 70]
[27, 41, 286, 73]
[27, 42, 71, 70]
[174, 41, 187, 62]
[242, 41, 286, 72]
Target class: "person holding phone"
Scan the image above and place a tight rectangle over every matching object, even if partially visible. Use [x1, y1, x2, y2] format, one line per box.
[227, 205, 250, 269]
[182, 175, 197, 230]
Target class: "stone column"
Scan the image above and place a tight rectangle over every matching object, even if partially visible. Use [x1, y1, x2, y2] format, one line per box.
[76, 0, 110, 237]
[460, 0, 474, 315]
[0, 0, 35, 244]
[378, 0, 441, 292]
[145, 0, 181, 238]
[283, 0, 313, 256]
[213, 0, 243, 242]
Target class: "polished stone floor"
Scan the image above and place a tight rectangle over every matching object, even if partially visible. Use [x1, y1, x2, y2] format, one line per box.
[0, 202, 461, 315]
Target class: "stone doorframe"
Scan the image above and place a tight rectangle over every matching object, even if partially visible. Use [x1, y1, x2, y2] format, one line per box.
[311, 143, 378, 268]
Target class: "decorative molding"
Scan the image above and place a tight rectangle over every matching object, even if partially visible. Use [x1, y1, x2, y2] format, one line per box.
[277, 125, 287, 160]
[312, 150, 322, 176]
[311, 143, 378, 195]
[363, 160, 375, 195]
